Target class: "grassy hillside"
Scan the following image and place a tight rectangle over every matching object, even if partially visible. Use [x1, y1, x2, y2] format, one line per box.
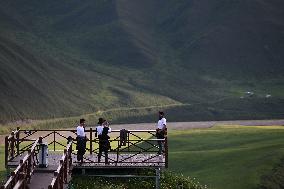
[169, 125, 284, 189]
[0, 0, 284, 123]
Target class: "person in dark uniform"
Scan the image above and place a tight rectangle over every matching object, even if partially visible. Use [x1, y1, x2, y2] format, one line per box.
[156, 111, 167, 155]
[98, 126, 111, 164]
[76, 118, 87, 164]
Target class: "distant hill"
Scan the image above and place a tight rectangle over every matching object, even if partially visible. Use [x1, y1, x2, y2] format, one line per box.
[0, 0, 284, 123]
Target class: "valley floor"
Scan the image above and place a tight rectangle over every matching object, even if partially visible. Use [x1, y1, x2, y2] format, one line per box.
[0, 119, 284, 145]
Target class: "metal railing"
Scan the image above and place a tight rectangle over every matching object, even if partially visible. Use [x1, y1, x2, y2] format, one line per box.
[82, 130, 168, 167]
[5, 128, 168, 168]
[1, 138, 39, 189]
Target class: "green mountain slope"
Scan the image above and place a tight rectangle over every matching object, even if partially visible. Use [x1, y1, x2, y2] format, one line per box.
[0, 0, 284, 123]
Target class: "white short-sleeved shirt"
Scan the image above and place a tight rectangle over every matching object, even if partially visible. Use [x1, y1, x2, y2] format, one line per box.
[96, 125, 104, 135]
[76, 126, 85, 137]
[157, 118, 166, 130]
[96, 125, 112, 135]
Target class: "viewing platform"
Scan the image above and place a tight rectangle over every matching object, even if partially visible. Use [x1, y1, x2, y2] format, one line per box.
[1, 127, 168, 189]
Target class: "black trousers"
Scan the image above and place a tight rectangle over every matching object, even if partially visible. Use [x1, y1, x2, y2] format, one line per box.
[156, 131, 165, 155]
[77, 137, 86, 162]
[98, 139, 109, 164]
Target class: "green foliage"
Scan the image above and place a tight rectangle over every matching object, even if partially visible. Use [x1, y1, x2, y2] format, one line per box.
[258, 158, 284, 189]
[0, 146, 8, 184]
[69, 171, 205, 189]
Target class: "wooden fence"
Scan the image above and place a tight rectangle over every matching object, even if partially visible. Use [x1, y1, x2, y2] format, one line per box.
[48, 140, 73, 189]
[2, 127, 168, 188]
[1, 138, 39, 189]
[5, 128, 168, 168]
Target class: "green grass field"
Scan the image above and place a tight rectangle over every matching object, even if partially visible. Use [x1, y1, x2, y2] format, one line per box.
[0, 146, 7, 185]
[168, 125, 284, 189]
[1, 125, 284, 189]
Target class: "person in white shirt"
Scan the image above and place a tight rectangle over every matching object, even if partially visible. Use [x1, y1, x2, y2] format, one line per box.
[156, 111, 167, 155]
[96, 118, 104, 136]
[76, 118, 87, 163]
[96, 118, 112, 136]
[96, 118, 111, 164]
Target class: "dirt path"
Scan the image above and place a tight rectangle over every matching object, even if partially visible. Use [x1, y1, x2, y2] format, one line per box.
[110, 119, 284, 130]
[1, 119, 284, 145]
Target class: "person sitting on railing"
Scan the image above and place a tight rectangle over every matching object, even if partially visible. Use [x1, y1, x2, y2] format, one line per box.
[98, 122, 111, 165]
[76, 118, 87, 164]
[156, 111, 167, 155]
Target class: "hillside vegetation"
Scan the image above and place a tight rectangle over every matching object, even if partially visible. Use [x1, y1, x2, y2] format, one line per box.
[0, 0, 284, 123]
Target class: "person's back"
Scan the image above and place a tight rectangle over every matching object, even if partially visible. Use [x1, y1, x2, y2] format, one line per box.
[98, 126, 110, 164]
[96, 117, 105, 137]
[96, 125, 104, 139]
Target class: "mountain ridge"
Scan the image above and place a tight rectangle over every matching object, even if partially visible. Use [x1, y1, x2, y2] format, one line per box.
[0, 0, 284, 123]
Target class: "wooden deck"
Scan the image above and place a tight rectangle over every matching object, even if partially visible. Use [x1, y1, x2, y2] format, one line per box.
[8, 152, 165, 168]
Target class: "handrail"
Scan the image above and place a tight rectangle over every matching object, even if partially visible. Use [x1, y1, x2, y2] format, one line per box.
[48, 140, 73, 189]
[2, 128, 168, 189]
[5, 128, 20, 167]
[18, 129, 157, 132]
[1, 138, 39, 189]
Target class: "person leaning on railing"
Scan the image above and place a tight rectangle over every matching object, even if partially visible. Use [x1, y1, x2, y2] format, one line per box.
[76, 118, 87, 164]
[156, 111, 167, 155]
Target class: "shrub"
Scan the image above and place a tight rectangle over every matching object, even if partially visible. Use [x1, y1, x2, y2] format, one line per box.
[69, 170, 206, 189]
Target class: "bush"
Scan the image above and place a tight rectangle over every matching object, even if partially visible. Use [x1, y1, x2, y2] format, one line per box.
[69, 170, 206, 189]
[259, 158, 284, 189]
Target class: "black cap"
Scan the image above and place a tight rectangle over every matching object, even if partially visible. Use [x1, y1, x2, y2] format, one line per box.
[98, 118, 105, 125]
[80, 118, 86, 124]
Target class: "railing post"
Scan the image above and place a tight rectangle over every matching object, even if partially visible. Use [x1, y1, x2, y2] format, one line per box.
[19, 172, 26, 188]
[116, 140, 119, 165]
[155, 168, 161, 189]
[5, 136, 8, 168]
[10, 132, 15, 159]
[27, 150, 31, 183]
[69, 143, 72, 171]
[54, 131, 56, 151]
[16, 127, 20, 156]
[58, 160, 63, 189]
[165, 136, 168, 168]
[39, 136, 43, 144]
[127, 131, 130, 152]
[90, 128, 93, 154]
[63, 150, 68, 184]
